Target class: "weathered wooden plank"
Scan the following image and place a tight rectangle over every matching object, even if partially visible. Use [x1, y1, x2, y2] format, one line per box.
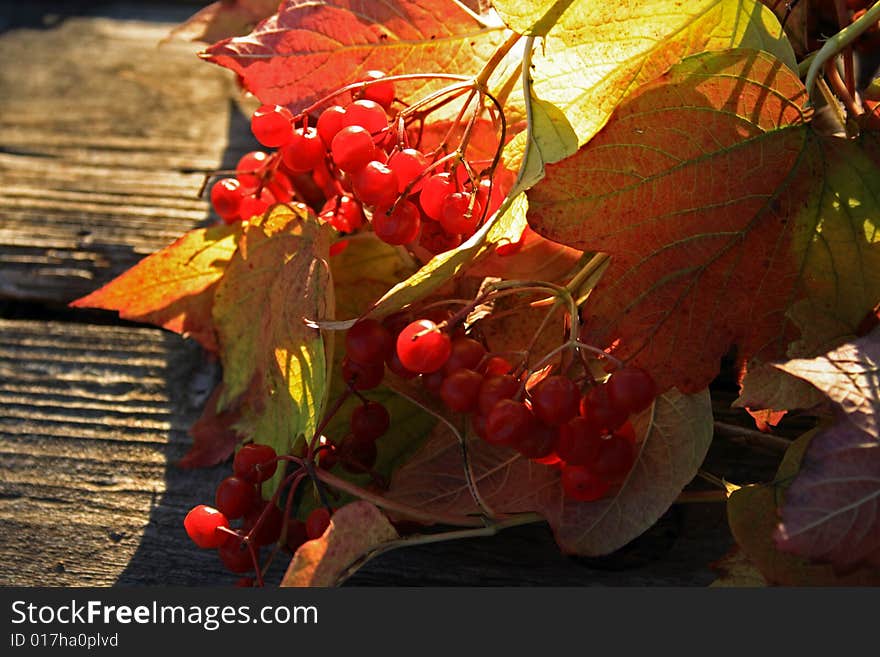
[0, 6, 255, 305]
[0, 319, 742, 586]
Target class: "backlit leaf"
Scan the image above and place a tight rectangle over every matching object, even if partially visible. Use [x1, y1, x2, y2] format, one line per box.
[528, 49, 880, 395]
[70, 223, 240, 352]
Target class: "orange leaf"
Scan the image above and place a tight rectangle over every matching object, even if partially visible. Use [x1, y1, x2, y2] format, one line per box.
[70, 223, 241, 352]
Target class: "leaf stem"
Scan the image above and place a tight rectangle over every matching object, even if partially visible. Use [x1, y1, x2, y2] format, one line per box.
[474, 31, 522, 89]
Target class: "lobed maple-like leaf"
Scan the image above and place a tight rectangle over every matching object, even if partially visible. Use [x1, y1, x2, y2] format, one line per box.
[167, 0, 281, 44]
[728, 430, 880, 584]
[202, 0, 507, 113]
[212, 206, 333, 492]
[282, 501, 398, 587]
[388, 388, 712, 555]
[70, 223, 240, 353]
[528, 49, 880, 395]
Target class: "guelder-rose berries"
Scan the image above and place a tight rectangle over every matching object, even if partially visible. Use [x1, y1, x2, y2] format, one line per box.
[251, 104, 293, 148]
[372, 200, 420, 245]
[211, 178, 244, 223]
[530, 375, 580, 426]
[331, 126, 377, 173]
[396, 320, 452, 373]
[233, 443, 278, 484]
[305, 507, 332, 540]
[605, 366, 657, 415]
[345, 319, 393, 365]
[561, 465, 611, 502]
[184, 505, 229, 549]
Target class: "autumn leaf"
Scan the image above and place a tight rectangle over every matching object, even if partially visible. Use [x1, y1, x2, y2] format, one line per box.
[728, 430, 880, 584]
[202, 0, 508, 112]
[70, 223, 240, 353]
[388, 388, 713, 555]
[528, 49, 880, 395]
[282, 501, 398, 587]
[179, 384, 242, 469]
[212, 206, 333, 491]
[166, 0, 280, 44]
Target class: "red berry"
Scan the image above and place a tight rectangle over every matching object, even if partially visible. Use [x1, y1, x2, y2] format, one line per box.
[265, 170, 294, 203]
[388, 148, 428, 193]
[331, 126, 378, 173]
[439, 192, 482, 235]
[472, 413, 490, 441]
[305, 507, 332, 540]
[594, 434, 637, 483]
[350, 401, 390, 440]
[317, 105, 347, 147]
[341, 356, 385, 390]
[218, 534, 253, 573]
[530, 375, 580, 426]
[359, 70, 395, 109]
[211, 178, 245, 223]
[184, 505, 229, 549]
[351, 160, 399, 207]
[285, 520, 309, 553]
[373, 200, 421, 245]
[419, 219, 461, 254]
[346, 318, 393, 365]
[243, 501, 283, 546]
[561, 465, 611, 502]
[238, 187, 277, 222]
[386, 350, 418, 379]
[481, 356, 513, 377]
[338, 433, 378, 473]
[606, 366, 657, 415]
[516, 422, 559, 460]
[215, 476, 259, 519]
[396, 320, 452, 374]
[443, 337, 486, 375]
[556, 417, 602, 466]
[236, 151, 270, 188]
[580, 384, 628, 432]
[485, 399, 535, 447]
[343, 99, 388, 135]
[233, 443, 278, 484]
[318, 443, 339, 470]
[419, 173, 454, 219]
[440, 368, 484, 413]
[477, 374, 520, 416]
[421, 369, 446, 394]
[251, 104, 294, 147]
[319, 194, 364, 232]
[280, 126, 324, 172]
[615, 420, 637, 445]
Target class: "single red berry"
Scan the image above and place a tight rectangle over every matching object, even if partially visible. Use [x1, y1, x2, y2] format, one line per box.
[218, 534, 253, 574]
[440, 368, 484, 413]
[350, 401, 391, 440]
[338, 433, 378, 473]
[341, 356, 385, 390]
[615, 420, 637, 445]
[251, 104, 294, 147]
[396, 319, 452, 374]
[388, 148, 428, 194]
[419, 219, 461, 254]
[343, 99, 388, 135]
[235, 151, 270, 188]
[211, 178, 245, 223]
[594, 434, 637, 483]
[318, 444, 339, 470]
[579, 384, 628, 433]
[516, 422, 559, 460]
[238, 187, 277, 222]
[351, 160, 399, 207]
[530, 375, 580, 426]
[331, 125, 377, 173]
[606, 366, 657, 415]
[184, 505, 229, 549]
[319, 194, 364, 232]
[346, 318, 393, 365]
[481, 356, 513, 377]
[419, 173, 454, 219]
[439, 192, 482, 236]
[485, 399, 535, 447]
[214, 476, 259, 520]
[305, 507, 332, 540]
[265, 169, 294, 203]
[330, 240, 349, 256]
[285, 519, 309, 553]
[243, 501, 283, 546]
[386, 349, 418, 379]
[477, 374, 520, 416]
[472, 413, 490, 441]
[233, 443, 278, 484]
[443, 337, 486, 375]
[556, 416, 602, 467]
[317, 105, 347, 147]
[561, 465, 611, 502]
[280, 126, 324, 172]
[421, 369, 446, 394]
[358, 70, 395, 109]
[373, 200, 421, 245]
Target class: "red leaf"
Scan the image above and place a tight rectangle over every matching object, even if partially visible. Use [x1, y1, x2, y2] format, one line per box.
[179, 384, 242, 468]
[202, 0, 506, 112]
[527, 49, 880, 394]
[70, 223, 240, 353]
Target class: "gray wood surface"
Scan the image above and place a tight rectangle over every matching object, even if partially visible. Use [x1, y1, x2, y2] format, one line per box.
[0, 2, 777, 587]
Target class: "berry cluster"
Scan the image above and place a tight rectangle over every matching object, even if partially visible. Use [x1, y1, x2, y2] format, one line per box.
[339, 310, 657, 502]
[207, 71, 510, 258]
